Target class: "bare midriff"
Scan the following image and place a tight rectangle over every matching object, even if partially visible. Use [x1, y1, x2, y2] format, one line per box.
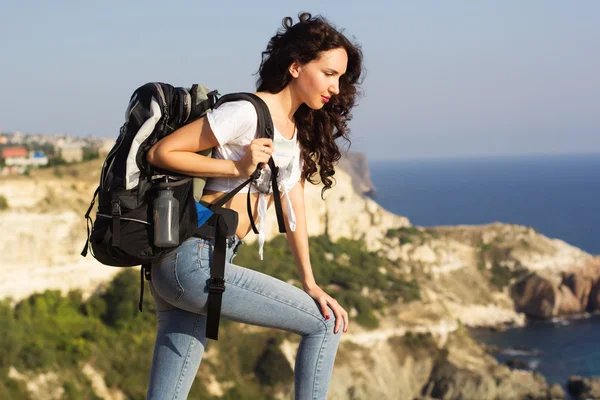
[200, 189, 275, 240]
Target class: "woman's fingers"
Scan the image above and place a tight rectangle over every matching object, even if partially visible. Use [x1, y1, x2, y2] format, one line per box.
[254, 137, 273, 147]
[252, 138, 273, 153]
[329, 300, 345, 334]
[319, 299, 330, 320]
[340, 307, 349, 333]
[324, 298, 349, 334]
[251, 140, 273, 165]
[251, 142, 272, 154]
[305, 287, 348, 334]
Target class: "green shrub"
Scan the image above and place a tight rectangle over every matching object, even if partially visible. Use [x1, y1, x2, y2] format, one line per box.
[386, 226, 426, 245]
[489, 263, 521, 290]
[235, 235, 419, 330]
[82, 146, 99, 161]
[254, 338, 293, 386]
[0, 195, 8, 210]
[0, 234, 418, 398]
[0, 378, 28, 400]
[402, 331, 436, 349]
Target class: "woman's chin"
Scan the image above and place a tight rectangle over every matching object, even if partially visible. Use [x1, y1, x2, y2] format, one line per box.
[306, 101, 326, 110]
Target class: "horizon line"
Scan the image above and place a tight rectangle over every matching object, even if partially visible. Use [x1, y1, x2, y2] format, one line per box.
[367, 151, 600, 163]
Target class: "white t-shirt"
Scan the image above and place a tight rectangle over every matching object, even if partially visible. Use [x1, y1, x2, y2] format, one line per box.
[204, 99, 303, 259]
[204, 100, 303, 193]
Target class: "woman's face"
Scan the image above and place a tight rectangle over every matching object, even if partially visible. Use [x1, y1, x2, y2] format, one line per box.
[290, 47, 348, 110]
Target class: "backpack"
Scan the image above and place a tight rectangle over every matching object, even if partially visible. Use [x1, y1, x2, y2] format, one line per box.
[81, 82, 286, 339]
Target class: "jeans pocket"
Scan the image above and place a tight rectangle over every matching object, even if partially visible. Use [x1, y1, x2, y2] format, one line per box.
[197, 240, 213, 268]
[152, 250, 185, 303]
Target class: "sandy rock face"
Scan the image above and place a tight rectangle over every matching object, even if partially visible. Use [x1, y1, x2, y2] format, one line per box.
[2, 154, 598, 400]
[588, 280, 600, 310]
[511, 274, 557, 318]
[0, 155, 408, 303]
[563, 272, 595, 309]
[0, 154, 598, 328]
[247, 162, 411, 252]
[557, 284, 584, 315]
[0, 173, 122, 302]
[510, 259, 600, 318]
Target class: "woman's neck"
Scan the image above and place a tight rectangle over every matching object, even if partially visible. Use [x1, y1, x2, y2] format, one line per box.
[256, 86, 301, 122]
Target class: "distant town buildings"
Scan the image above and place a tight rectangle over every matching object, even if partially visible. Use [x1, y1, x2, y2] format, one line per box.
[58, 144, 83, 163]
[2, 146, 48, 166]
[1, 146, 49, 175]
[0, 131, 114, 176]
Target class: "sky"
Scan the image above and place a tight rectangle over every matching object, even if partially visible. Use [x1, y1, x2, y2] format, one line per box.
[1, 1, 599, 161]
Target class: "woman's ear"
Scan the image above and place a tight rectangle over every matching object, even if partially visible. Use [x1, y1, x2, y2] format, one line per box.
[289, 61, 301, 78]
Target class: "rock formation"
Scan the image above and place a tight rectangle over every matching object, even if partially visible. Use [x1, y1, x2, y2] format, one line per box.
[567, 376, 600, 400]
[1, 153, 598, 399]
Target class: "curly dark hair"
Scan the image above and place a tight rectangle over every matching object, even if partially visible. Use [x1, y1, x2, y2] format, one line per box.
[256, 12, 364, 197]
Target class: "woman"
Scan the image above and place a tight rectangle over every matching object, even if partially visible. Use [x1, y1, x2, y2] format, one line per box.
[145, 12, 363, 399]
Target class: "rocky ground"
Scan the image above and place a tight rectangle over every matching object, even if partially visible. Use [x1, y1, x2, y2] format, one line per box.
[1, 155, 599, 399]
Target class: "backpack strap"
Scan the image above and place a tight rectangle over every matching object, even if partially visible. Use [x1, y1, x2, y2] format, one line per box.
[138, 263, 151, 312]
[205, 213, 229, 340]
[202, 93, 287, 340]
[81, 186, 100, 257]
[213, 92, 286, 234]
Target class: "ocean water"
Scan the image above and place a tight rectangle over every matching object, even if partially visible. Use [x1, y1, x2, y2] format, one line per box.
[470, 314, 600, 387]
[369, 154, 600, 255]
[369, 153, 600, 387]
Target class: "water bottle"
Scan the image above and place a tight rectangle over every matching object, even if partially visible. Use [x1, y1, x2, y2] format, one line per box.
[153, 186, 179, 247]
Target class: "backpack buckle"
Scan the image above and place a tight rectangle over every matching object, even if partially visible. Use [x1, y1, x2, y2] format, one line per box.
[250, 168, 262, 181]
[209, 277, 226, 293]
[207, 90, 220, 108]
[111, 199, 121, 217]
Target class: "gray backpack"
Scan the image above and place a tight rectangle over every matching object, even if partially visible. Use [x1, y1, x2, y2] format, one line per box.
[81, 82, 286, 339]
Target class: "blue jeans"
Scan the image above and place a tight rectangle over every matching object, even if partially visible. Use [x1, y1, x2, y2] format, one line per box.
[146, 236, 343, 400]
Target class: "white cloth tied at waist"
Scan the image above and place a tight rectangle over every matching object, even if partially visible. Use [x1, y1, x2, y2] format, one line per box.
[257, 181, 296, 260]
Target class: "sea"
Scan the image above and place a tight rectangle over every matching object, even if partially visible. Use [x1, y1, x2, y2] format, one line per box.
[369, 153, 600, 389]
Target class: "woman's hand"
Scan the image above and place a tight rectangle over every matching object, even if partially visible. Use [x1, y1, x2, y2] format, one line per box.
[304, 285, 349, 334]
[233, 138, 273, 178]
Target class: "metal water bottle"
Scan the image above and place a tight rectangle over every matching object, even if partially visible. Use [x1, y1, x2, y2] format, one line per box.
[153, 186, 179, 247]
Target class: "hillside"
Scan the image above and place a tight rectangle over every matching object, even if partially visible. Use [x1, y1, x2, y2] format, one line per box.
[0, 155, 597, 399]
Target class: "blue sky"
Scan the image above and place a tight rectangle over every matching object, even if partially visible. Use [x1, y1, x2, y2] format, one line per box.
[1, 1, 598, 160]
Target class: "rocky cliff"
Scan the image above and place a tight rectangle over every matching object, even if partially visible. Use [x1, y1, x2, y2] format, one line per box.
[1, 154, 597, 399]
[0, 156, 409, 303]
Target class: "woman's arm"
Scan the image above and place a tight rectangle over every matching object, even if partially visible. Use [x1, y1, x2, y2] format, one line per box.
[146, 117, 273, 178]
[283, 180, 349, 334]
[283, 180, 317, 290]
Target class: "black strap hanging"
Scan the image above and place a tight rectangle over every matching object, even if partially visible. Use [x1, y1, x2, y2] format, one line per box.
[268, 158, 287, 233]
[215, 92, 287, 235]
[138, 264, 152, 311]
[247, 183, 260, 234]
[205, 214, 229, 340]
[81, 186, 100, 257]
[182, 92, 291, 340]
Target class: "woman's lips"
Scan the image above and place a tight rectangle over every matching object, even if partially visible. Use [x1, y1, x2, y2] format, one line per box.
[321, 96, 330, 103]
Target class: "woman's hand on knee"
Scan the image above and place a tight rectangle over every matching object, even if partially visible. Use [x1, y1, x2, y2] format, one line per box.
[304, 286, 348, 334]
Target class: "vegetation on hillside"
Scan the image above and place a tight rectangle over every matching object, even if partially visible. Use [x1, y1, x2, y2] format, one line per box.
[477, 240, 528, 290]
[0, 235, 421, 399]
[0, 195, 8, 210]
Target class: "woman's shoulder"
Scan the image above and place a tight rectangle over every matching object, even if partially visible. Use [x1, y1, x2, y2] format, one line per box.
[206, 99, 259, 145]
[211, 99, 257, 118]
